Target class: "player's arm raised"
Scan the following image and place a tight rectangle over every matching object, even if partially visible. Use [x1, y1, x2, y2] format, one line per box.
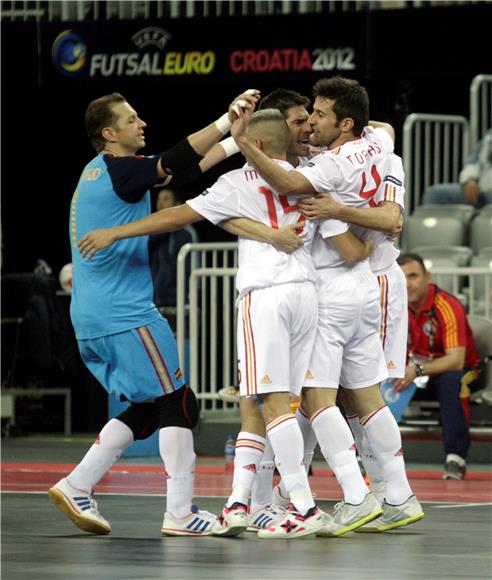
[78, 204, 203, 259]
[156, 90, 260, 181]
[368, 120, 395, 143]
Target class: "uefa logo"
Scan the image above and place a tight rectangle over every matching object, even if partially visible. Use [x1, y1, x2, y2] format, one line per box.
[52, 30, 87, 76]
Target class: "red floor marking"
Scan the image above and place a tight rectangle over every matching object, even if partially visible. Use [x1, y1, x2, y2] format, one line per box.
[1, 464, 491, 503]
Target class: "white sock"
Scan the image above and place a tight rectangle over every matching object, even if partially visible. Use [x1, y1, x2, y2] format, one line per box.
[311, 406, 368, 505]
[278, 407, 316, 499]
[250, 436, 275, 512]
[346, 414, 384, 484]
[68, 418, 134, 493]
[267, 414, 315, 514]
[362, 405, 413, 505]
[227, 431, 265, 507]
[296, 406, 317, 473]
[159, 426, 196, 518]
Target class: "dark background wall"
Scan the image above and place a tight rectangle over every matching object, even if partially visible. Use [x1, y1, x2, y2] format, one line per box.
[2, 4, 491, 277]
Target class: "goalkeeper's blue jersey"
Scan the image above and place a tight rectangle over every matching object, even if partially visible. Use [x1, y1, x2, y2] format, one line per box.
[69, 153, 161, 339]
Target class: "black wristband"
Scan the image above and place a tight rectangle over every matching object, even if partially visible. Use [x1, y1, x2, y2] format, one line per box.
[160, 138, 203, 175]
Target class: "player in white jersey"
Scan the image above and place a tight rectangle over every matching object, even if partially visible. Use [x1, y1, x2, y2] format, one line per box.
[298, 153, 423, 531]
[232, 76, 424, 534]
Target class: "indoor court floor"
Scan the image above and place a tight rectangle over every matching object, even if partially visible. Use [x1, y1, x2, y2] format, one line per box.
[2, 437, 492, 580]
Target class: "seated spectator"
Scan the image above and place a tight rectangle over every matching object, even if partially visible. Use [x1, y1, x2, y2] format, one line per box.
[394, 253, 481, 480]
[421, 128, 492, 208]
[148, 188, 199, 332]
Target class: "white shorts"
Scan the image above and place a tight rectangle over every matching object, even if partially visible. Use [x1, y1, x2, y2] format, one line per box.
[237, 282, 317, 397]
[305, 269, 388, 390]
[376, 263, 408, 379]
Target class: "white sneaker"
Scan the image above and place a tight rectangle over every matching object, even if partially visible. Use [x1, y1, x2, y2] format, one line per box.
[272, 484, 290, 510]
[212, 502, 248, 537]
[247, 504, 286, 531]
[317, 492, 382, 537]
[258, 504, 324, 539]
[356, 495, 425, 532]
[161, 505, 216, 536]
[48, 477, 111, 535]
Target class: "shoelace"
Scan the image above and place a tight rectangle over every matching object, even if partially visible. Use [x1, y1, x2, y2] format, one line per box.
[333, 501, 346, 513]
[88, 496, 100, 513]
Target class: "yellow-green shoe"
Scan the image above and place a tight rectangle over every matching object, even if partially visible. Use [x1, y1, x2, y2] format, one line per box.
[316, 492, 383, 537]
[355, 495, 424, 532]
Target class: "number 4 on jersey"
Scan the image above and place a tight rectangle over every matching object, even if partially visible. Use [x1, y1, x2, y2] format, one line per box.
[359, 164, 382, 207]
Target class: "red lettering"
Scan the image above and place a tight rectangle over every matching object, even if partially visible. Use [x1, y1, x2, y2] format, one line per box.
[244, 50, 255, 72]
[354, 152, 364, 164]
[256, 50, 268, 72]
[269, 49, 283, 71]
[230, 51, 242, 73]
[281, 49, 294, 68]
[297, 48, 312, 71]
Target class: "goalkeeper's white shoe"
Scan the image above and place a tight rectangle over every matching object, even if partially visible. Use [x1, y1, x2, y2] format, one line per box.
[48, 477, 111, 535]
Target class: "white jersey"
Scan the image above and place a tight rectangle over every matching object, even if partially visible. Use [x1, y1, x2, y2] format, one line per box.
[368, 153, 405, 275]
[295, 126, 394, 270]
[187, 160, 317, 298]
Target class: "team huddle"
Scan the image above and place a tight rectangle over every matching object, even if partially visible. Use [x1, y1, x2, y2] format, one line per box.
[49, 77, 424, 540]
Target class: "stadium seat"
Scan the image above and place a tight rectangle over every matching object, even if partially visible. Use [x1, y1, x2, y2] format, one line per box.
[469, 213, 492, 254]
[413, 204, 476, 227]
[402, 215, 465, 251]
[411, 245, 473, 267]
[467, 315, 492, 395]
[470, 252, 492, 313]
[479, 204, 492, 215]
[416, 252, 468, 295]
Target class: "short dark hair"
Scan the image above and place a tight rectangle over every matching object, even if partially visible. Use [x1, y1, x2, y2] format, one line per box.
[312, 76, 369, 136]
[246, 109, 290, 155]
[258, 88, 310, 119]
[397, 252, 427, 273]
[85, 93, 127, 152]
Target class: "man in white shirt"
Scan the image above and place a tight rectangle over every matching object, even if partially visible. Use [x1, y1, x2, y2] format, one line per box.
[232, 76, 423, 535]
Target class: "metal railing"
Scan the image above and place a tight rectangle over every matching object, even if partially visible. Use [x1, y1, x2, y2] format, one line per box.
[402, 113, 469, 212]
[176, 242, 238, 408]
[2, 0, 486, 21]
[470, 74, 492, 148]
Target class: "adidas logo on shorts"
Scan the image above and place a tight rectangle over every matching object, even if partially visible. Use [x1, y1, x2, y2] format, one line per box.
[260, 374, 272, 384]
[387, 360, 396, 369]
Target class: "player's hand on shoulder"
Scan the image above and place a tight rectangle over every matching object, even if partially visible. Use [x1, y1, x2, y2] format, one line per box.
[298, 192, 340, 219]
[229, 89, 261, 122]
[78, 228, 117, 260]
[271, 223, 304, 254]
